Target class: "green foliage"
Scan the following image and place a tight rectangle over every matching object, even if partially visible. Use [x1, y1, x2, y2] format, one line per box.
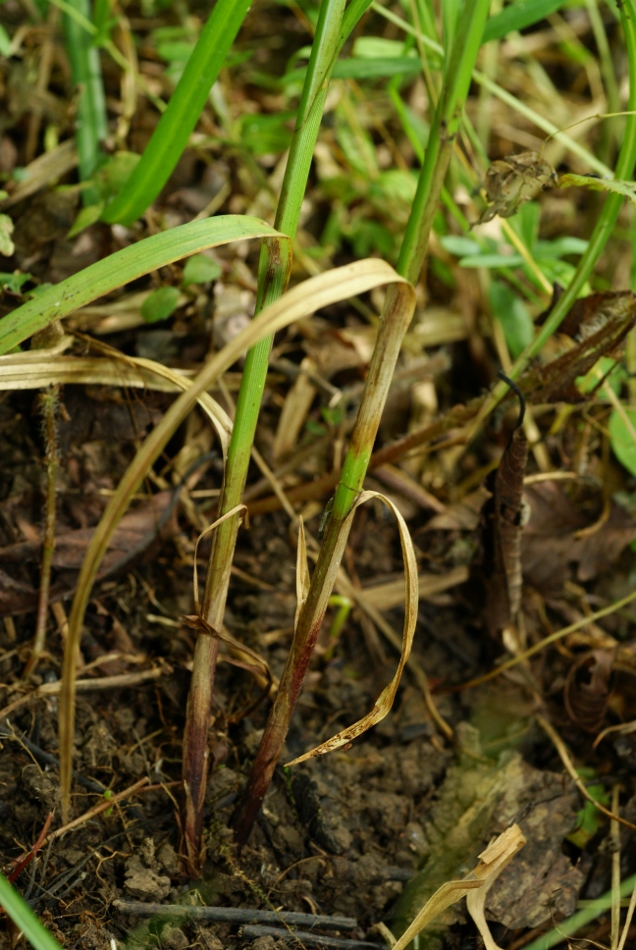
[559, 172, 636, 207]
[102, 0, 253, 225]
[141, 286, 181, 323]
[239, 112, 295, 156]
[441, 201, 589, 293]
[609, 406, 636, 476]
[482, 0, 570, 44]
[0, 24, 11, 56]
[182, 254, 222, 286]
[489, 279, 533, 357]
[566, 778, 610, 848]
[0, 272, 32, 294]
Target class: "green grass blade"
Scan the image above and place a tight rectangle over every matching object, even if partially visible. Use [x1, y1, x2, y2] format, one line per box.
[0, 216, 281, 355]
[61, 0, 107, 205]
[101, 0, 252, 225]
[0, 873, 64, 950]
[483, 0, 568, 44]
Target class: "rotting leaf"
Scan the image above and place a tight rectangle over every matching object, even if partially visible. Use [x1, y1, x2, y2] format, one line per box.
[477, 151, 557, 224]
[522, 482, 636, 593]
[564, 648, 615, 733]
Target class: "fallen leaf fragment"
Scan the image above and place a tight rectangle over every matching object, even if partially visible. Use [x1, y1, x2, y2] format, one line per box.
[390, 825, 526, 950]
[466, 825, 527, 950]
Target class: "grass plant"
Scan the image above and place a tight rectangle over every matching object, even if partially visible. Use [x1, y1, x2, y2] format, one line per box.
[100, 0, 253, 226]
[232, 0, 491, 849]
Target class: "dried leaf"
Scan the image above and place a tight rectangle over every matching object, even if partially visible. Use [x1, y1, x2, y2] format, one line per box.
[475, 425, 528, 638]
[391, 825, 526, 950]
[285, 489, 418, 766]
[295, 517, 310, 628]
[524, 290, 636, 403]
[564, 649, 615, 733]
[522, 482, 636, 592]
[478, 151, 556, 224]
[181, 613, 273, 719]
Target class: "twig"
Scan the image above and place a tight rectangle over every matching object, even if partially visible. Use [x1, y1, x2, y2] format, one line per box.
[43, 777, 149, 843]
[0, 663, 171, 719]
[240, 926, 383, 949]
[112, 902, 357, 931]
[536, 716, 636, 832]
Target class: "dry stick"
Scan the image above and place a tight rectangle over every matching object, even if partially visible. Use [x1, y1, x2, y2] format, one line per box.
[24, 386, 60, 678]
[0, 664, 170, 719]
[536, 716, 636, 833]
[111, 903, 357, 930]
[42, 777, 150, 843]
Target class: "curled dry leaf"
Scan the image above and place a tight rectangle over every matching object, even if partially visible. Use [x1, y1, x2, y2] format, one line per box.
[390, 825, 526, 950]
[524, 288, 636, 403]
[285, 489, 418, 766]
[478, 151, 557, 224]
[480, 425, 529, 638]
[564, 648, 615, 733]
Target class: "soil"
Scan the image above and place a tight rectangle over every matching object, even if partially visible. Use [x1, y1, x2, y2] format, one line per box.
[1, 4, 636, 950]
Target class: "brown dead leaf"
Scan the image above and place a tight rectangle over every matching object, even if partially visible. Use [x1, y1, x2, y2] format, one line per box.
[522, 482, 636, 593]
[564, 648, 615, 733]
[474, 422, 528, 638]
[523, 289, 636, 403]
[0, 491, 177, 615]
[478, 151, 556, 224]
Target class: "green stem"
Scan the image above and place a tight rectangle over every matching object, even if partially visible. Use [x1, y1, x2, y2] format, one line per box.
[181, 0, 351, 874]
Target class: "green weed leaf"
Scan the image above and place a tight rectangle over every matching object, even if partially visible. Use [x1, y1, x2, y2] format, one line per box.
[0, 216, 286, 355]
[182, 254, 222, 285]
[141, 286, 181, 323]
[483, 0, 569, 44]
